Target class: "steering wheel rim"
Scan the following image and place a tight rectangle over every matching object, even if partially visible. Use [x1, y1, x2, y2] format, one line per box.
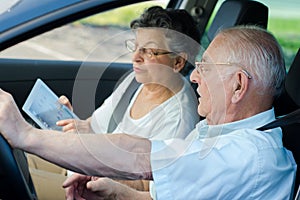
[0, 134, 37, 200]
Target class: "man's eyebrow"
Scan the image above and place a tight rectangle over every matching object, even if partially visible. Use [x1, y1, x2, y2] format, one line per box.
[141, 41, 160, 48]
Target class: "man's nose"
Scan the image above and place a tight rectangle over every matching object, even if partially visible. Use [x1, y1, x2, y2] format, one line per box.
[190, 68, 201, 84]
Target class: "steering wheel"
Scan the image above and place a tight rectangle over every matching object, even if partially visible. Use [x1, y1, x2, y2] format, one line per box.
[0, 134, 37, 200]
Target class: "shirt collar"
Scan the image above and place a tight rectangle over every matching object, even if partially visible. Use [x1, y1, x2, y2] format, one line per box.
[195, 108, 276, 138]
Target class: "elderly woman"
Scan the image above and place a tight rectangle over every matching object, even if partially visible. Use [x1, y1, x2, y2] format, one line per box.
[27, 6, 201, 200]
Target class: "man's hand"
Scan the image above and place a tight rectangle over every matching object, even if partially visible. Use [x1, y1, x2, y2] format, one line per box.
[63, 173, 152, 200]
[0, 89, 33, 148]
[63, 173, 118, 200]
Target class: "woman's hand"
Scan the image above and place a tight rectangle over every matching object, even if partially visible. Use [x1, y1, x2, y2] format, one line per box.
[56, 95, 93, 133]
[56, 119, 93, 133]
[58, 95, 73, 111]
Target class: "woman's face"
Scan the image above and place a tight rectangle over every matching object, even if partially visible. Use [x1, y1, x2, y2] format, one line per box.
[131, 28, 179, 86]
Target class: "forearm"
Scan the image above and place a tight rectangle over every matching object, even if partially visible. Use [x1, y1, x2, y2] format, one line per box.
[22, 128, 153, 180]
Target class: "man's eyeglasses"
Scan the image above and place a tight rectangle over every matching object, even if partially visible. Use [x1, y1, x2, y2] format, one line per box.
[125, 39, 174, 59]
[195, 62, 252, 79]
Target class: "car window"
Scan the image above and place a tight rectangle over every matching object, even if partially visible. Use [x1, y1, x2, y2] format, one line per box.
[0, 1, 168, 63]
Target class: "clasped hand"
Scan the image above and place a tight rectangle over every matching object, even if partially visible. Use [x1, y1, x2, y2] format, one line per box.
[63, 173, 119, 200]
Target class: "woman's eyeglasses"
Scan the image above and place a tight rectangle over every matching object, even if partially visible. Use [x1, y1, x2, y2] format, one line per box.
[125, 39, 174, 59]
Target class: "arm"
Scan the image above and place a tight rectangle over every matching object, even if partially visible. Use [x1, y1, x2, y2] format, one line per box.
[21, 129, 152, 180]
[0, 89, 152, 180]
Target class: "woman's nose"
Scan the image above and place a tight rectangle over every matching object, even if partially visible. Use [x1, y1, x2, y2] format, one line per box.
[132, 49, 144, 63]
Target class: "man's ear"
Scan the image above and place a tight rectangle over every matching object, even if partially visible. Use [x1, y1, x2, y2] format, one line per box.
[231, 71, 250, 103]
[173, 53, 188, 72]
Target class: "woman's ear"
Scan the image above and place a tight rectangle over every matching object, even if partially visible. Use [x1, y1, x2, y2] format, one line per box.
[231, 71, 250, 103]
[173, 53, 188, 72]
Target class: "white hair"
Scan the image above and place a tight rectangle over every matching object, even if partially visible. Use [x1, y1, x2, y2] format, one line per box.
[218, 25, 286, 99]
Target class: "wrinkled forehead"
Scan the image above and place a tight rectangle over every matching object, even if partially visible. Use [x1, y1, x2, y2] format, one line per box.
[202, 35, 229, 62]
[133, 28, 169, 48]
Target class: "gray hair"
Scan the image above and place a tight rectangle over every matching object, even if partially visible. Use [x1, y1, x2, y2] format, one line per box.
[219, 25, 286, 99]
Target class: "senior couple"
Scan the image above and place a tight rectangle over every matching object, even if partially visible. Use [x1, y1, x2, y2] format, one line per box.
[0, 6, 296, 200]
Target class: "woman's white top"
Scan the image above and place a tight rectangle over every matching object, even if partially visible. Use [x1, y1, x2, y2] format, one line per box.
[91, 71, 199, 140]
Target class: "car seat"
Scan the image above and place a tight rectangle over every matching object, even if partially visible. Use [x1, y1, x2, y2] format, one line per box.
[274, 48, 300, 199]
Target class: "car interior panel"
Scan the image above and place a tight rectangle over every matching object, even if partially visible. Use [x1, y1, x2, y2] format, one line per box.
[0, 59, 132, 119]
[0, 0, 298, 199]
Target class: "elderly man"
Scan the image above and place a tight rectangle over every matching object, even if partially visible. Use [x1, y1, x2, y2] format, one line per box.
[0, 25, 296, 199]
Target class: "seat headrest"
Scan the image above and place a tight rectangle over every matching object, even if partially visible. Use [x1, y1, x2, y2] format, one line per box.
[207, 0, 268, 41]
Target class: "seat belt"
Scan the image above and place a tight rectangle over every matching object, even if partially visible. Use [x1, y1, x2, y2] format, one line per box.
[107, 78, 140, 133]
[257, 108, 300, 131]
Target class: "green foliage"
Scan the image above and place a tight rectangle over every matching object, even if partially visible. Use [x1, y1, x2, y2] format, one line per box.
[268, 17, 300, 68]
[77, 2, 165, 28]
[269, 17, 300, 50]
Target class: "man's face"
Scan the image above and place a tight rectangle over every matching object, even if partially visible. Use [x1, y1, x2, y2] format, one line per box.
[190, 35, 233, 124]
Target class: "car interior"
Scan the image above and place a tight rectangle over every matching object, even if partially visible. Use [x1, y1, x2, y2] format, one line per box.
[0, 0, 298, 199]
[278, 48, 300, 199]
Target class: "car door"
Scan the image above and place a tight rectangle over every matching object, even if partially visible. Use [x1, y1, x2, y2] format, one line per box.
[0, 0, 169, 120]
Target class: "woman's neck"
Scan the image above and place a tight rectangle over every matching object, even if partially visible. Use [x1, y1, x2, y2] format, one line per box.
[130, 78, 184, 119]
[143, 75, 184, 96]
